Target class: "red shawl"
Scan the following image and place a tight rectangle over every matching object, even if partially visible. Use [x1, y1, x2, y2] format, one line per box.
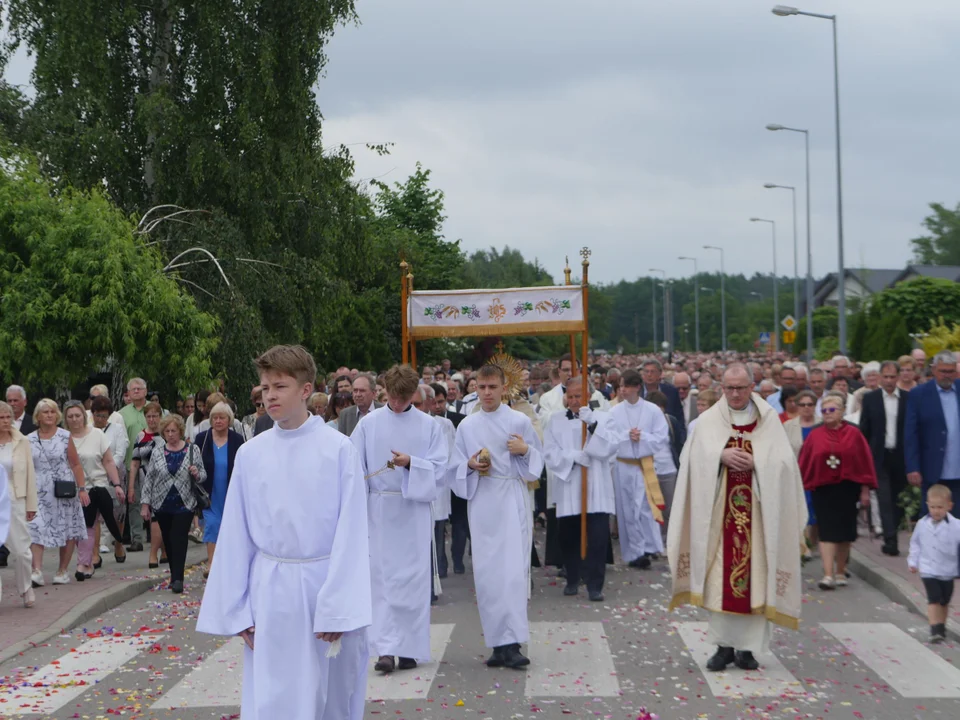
[798, 421, 877, 491]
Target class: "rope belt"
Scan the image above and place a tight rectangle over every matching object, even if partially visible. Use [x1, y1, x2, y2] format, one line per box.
[369, 490, 402, 496]
[616, 455, 666, 524]
[364, 461, 396, 480]
[258, 551, 331, 564]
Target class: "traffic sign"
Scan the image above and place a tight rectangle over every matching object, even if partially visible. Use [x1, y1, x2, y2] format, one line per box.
[783, 330, 797, 344]
[759, 331, 771, 345]
[781, 315, 797, 331]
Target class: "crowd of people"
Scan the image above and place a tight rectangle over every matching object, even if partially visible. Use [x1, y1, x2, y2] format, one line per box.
[2, 342, 959, 719]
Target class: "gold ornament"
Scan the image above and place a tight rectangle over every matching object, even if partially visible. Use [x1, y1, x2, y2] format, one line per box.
[484, 342, 524, 402]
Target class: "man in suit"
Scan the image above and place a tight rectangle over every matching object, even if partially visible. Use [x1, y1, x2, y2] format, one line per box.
[5, 385, 36, 435]
[430, 382, 469, 574]
[431, 383, 466, 427]
[860, 361, 908, 555]
[641, 360, 686, 448]
[905, 350, 960, 518]
[337, 373, 383, 436]
[673, 372, 699, 427]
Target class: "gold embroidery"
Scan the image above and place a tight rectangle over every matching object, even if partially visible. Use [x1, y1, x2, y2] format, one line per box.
[726, 484, 751, 599]
[776, 569, 791, 597]
[676, 552, 691, 580]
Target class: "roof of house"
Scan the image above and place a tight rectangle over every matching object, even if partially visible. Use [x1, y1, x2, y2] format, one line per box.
[812, 268, 902, 300]
[893, 265, 960, 283]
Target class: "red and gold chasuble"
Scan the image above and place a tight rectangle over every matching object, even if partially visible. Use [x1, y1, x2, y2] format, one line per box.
[721, 420, 757, 615]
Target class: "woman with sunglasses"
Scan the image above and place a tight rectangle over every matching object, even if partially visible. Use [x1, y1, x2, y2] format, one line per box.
[798, 391, 877, 591]
[241, 387, 266, 440]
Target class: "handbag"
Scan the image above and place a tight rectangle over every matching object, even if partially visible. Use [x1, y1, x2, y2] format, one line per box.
[188, 442, 212, 512]
[54, 480, 77, 499]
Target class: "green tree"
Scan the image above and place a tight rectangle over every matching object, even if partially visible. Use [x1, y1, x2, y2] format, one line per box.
[795, 306, 839, 356]
[871, 277, 960, 334]
[910, 202, 960, 265]
[0, 150, 217, 391]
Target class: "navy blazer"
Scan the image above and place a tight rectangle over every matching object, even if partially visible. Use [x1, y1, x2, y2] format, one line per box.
[645, 382, 687, 448]
[904, 379, 960, 483]
[194, 428, 244, 494]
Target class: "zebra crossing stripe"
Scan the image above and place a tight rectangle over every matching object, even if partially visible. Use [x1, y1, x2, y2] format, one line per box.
[524, 621, 620, 697]
[366, 623, 455, 701]
[676, 622, 803, 698]
[821, 622, 960, 698]
[151, 637, 243, 709]
[0, 634, 164, 716]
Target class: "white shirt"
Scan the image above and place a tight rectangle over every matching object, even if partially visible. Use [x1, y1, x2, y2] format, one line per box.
[12, 414, 23, 431]
[882, 388, 900, 450]
[908, 514, 960, 580]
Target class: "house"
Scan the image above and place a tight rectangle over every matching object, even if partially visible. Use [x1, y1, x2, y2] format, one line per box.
[804, 265, 960, 313]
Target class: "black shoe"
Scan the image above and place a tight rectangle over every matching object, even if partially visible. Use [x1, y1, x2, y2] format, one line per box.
[485, 647, 505, 667]
[114, 553, 126, 564]
[74, 571, 86, 582]
[438, 570, 447, 579]
[589, 590, 604, 602]
[629, 556, 652, 569]
[881, 542, 900, 557]
[159, 555, 169, 564]
[374, 655, 396, 673]
[706, 646, 735, 672]
[0, 557, 7, 567]
[397, 657, 417, 671]
[563, 584, 578, 596]
[557, 567, 567, 579]
[734, 650, 760, 670]
[502, 643, 530, 669]
[148, 562, 159, 569]
[454, 563, 466, 575]
[93, 558, 103, 569]
[170, 580, 184, 594]
[127, 543, 144, 552]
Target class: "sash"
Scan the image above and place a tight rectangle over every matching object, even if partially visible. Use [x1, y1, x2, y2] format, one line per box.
[617, 456, 665, 524]
[721, 422, 757, 615]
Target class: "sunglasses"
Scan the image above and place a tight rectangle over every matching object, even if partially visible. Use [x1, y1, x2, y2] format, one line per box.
[822, 407, 841, 414]
[797, 402, 815, 408]
[254, 402, 264, 408]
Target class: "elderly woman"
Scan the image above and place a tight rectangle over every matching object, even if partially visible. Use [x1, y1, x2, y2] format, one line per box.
[308, 392, 328, 417]
[0, 401, 39, 607]
[28, 399, 89, 586]
[63, 400, 126, 580]
[89, 395, 129, 568]
[191, 392, 245, 439]
[778, 386, 800, 423]
[786, 389, 822, 561]
[799, 391, 877, 590]
[141, 414, 206, 594]
[686, 388, 719, 436]
[130, 402, 166, 568]
[897, 354, 918, 391]
[195, 402, 244, 576]
[241, 386, 266, 440]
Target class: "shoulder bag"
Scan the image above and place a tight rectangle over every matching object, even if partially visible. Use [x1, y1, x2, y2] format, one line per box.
[41, 436, 78, 499]
[188, 441, 211, 513]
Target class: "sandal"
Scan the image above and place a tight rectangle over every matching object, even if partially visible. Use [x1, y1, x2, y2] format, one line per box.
[818, 576, 836, 590]
[22, 588, 35, 608]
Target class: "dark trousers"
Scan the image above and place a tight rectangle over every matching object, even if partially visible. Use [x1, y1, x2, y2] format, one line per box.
[434, 520, 448, 577]
[450, 494, 469, 569]
[876, 450, 907, 542]
[558, 513, 610, 593]
[544, 506, 562, 567]
[82, 487, 124, 542]
[155, 512, 193, 583]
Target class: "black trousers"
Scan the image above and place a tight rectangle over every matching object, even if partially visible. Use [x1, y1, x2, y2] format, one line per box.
[558, 513, 610, 593]
[434, 520, 448, 576]
[544, 506, 562, 567]
[82, 487, 124, 543]
[155, 512, 193, 583]
[450, 494, 470, 568]
[876, 450, 907, 542]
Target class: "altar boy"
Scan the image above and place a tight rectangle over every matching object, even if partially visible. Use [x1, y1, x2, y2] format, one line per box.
[197, 345, 372, 720]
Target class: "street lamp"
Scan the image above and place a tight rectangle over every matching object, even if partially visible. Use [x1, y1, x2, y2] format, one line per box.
[764, 183, 800, 343]
[750, 217, 779, 352]
[704, 245, 727, 352]
[678, 256, 700, 352]
[767, 124, 814, 359]
[750, 291, 764, 300]
[650, 268, 667, 351]
[771, 5, 847, 352]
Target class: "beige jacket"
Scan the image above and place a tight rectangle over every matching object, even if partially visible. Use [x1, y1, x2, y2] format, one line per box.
[6, 429, 39, 512]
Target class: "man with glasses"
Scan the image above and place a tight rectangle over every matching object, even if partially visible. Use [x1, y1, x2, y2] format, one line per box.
[668, 364, 806, 673]
[905, 351, 960, 517]
[338, 374, 382, 437]
[119, 377, 150, 551]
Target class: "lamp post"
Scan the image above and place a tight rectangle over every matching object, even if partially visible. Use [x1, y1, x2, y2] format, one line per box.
[650, 268, 667, 352]
[771, 5, 847, 353]
[703, 245, 726, 353]
[678, 256, 700, 352]
[766, 124, 813, 359]
[750, 217, 779, 352]
[764, 183, 799, 345]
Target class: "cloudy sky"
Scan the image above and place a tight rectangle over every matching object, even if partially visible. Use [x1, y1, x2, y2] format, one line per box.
[5, 1, 958, 286]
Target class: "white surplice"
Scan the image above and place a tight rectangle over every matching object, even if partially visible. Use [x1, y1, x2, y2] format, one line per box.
[196, 416, 372, 720]
[0, 466, 9, 545]
[352, 406, 448, 661]
[451, 404, 543, 648]
[432, 415, 456, 521]
[609, 399, 670, 561]
[543, 410, 619, 518]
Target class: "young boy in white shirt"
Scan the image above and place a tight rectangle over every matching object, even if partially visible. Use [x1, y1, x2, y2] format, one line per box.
[908, 484, 960, 643]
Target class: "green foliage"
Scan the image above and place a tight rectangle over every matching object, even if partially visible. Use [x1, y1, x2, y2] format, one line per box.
[0, 150, 218, 391]
[872, 277, 960, 334]
[815, 336, 840, 361]
[910, 202, 960, 265]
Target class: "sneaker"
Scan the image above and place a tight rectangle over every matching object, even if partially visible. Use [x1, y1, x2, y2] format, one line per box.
[818, 576, 835, 591]
[931, 633, 945, 644]
[31, 570, 45, 588]
[835, 576, 848, 587]
[99, 544, 109, 553]
[52, 572, 70, 585]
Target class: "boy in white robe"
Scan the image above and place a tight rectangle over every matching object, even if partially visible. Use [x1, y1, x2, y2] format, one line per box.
[352, 365, 448, 674]
[610, 369, 671, 570]
[452, 364, 544, 669]
[544, 379, 620, 602]
[197, 345, 372, 720]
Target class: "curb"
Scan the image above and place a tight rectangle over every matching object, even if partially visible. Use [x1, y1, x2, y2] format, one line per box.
[848, 547, 960, 642]
[0, 559, 205, 666]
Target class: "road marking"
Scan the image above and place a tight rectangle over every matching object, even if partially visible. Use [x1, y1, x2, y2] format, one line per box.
[676, 622, 804, 698]
[152, 637, 243, 709]
[0, 634, 164, 716]
[525, 621, 620, 697]
[366, 623, 455, 701]
[821, 622, 960, 698]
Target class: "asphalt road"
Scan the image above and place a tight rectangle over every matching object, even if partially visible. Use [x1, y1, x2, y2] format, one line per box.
[1, 529, 958, 720]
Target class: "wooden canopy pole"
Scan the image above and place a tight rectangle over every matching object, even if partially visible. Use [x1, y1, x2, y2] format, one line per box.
[407, 271, 417, 370]
[400, 260, 410, 364]
[579, 247, 591, 559]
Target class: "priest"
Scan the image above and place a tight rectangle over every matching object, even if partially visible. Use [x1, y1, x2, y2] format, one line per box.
[544, 378, 620, 601]
[610, 369, 671, 570]
[352, 365, 448, 674]
[197, 345, 372, 720]
[452, 363, 543, 669]
[667, 363, 806, 672]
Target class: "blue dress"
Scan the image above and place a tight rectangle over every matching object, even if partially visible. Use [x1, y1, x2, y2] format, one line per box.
[801, 425, 817, 526]
[203, 441, 230, 542]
